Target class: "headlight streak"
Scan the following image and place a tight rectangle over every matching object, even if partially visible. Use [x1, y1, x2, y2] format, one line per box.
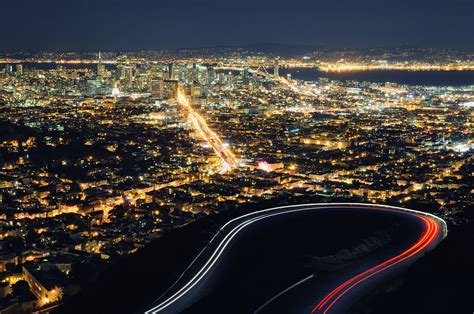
[312, 215, 439, 313]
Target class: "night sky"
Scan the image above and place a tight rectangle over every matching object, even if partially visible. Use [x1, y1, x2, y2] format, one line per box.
[1, 0, 473, 51]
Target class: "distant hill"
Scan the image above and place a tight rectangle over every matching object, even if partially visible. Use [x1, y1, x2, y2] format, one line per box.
[242, 43, 322, 55]
[175, 43, 322, 56]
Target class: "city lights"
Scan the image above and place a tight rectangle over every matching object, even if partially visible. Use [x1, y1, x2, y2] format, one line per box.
[0, 47, 472, 313]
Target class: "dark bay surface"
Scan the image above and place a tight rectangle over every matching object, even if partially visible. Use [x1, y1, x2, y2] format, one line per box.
[280, 68, 474, 86]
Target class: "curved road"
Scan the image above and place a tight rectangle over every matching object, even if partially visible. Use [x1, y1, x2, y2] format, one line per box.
[145, 203, 447, 314]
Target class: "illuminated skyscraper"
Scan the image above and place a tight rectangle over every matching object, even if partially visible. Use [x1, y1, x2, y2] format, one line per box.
[4, 64, 12, 74]
[168, 63, 174, 79]
[97, 51, 106, 78]
[16, 64, 23, 75]
[164, 79, 178, 99]
[208, 69, 216, 85]
[151, 77, 165, 99]
[120, 65, 134, 86]
[274, 60, 279, 78]
[218, 72, 225, 85]
[191, 81, 202, 98]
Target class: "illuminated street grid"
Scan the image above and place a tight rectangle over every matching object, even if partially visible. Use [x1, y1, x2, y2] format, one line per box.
[0, 49, 472, 311]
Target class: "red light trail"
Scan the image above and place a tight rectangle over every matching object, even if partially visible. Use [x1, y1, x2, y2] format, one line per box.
[311, 213, 440, 314]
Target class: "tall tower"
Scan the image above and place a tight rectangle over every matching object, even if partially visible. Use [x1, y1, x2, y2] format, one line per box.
[164, 79, 178, 99]
[16, 64, 24, 76]
[273, 59, 279, 78]
[168, 63, 174, 79]
[151, 77, 164, 99]
[97, 51, 106, 78]
[4, 64, 12, 74]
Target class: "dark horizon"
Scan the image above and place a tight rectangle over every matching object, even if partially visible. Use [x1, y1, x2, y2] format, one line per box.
[1, 0, 473, 51]
[1, 43, 474, 55]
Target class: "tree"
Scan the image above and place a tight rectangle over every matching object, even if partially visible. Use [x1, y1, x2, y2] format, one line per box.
[12, 280, 30, 297]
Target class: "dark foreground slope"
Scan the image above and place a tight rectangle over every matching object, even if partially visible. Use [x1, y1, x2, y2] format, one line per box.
[360, 220, 474, 314]
[55, 197, 448, 314]
[55, 196, 321, 314]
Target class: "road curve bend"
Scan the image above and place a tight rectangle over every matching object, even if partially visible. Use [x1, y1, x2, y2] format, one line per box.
[145, 203, 447, 314]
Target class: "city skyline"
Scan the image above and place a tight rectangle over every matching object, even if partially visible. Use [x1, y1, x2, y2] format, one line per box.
[0, 49, 472, 313]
